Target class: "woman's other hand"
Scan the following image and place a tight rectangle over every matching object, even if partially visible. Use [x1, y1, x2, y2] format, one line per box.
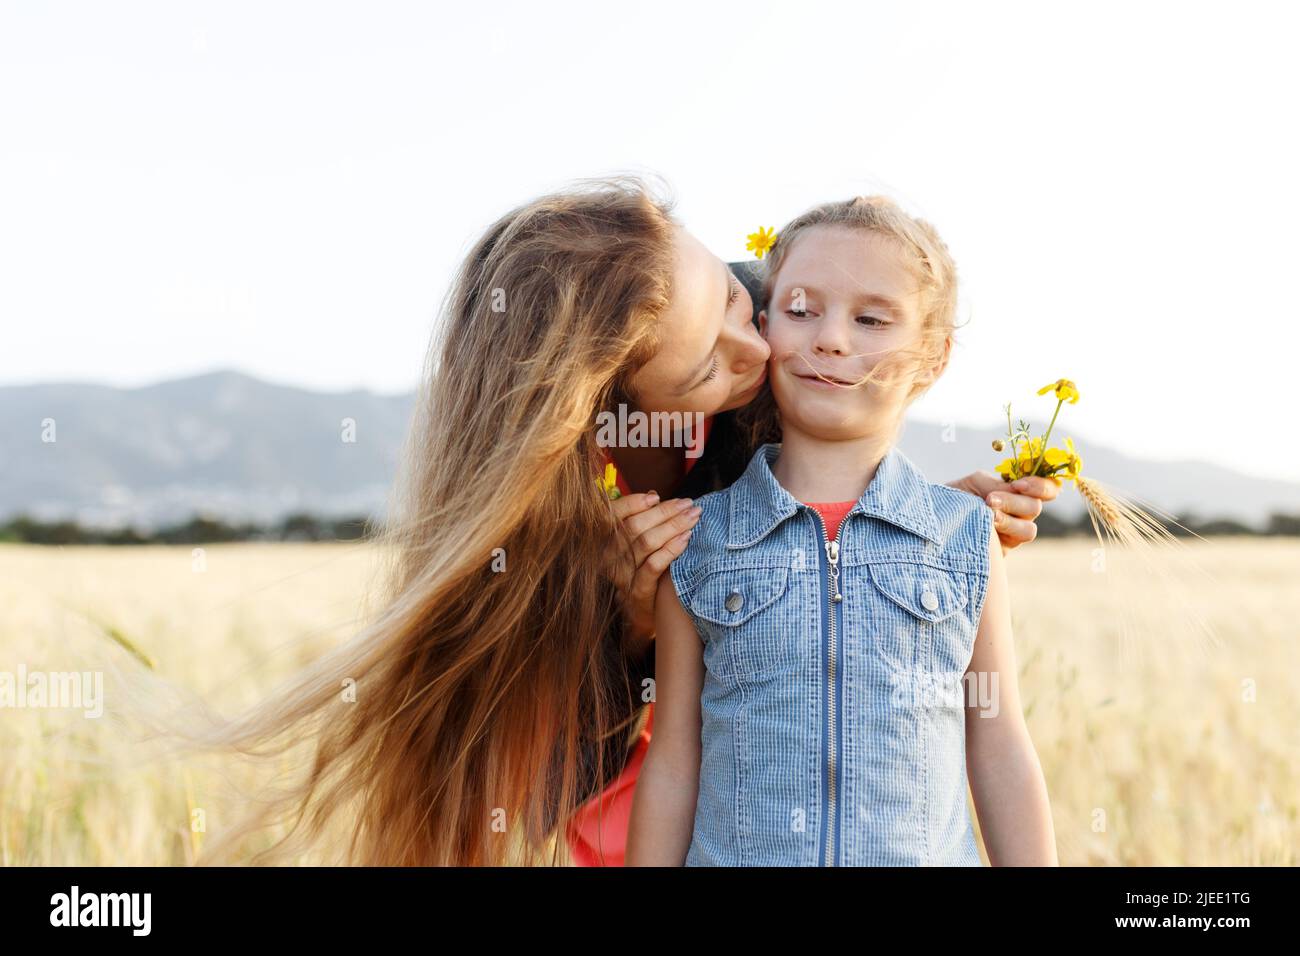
[606, 492, 703, 657]
[946, 471, 1061, 554]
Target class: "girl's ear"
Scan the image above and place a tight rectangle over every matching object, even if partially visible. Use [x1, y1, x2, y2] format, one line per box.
[932, 335, 952, 380]
[757, 310, 769, 338]
[910, 335, 952, 396]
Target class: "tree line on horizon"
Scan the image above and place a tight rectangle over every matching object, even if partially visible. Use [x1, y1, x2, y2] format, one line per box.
[0, 512, 378, 545]
[3, 509, 1300, 545]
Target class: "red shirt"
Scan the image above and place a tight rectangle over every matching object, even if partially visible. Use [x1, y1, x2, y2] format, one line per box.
[805, 499, 856, 542]
[566, 415, 713, 866]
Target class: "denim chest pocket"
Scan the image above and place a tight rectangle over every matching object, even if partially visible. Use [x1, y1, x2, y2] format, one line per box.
[863, 561, 974, 674]
[689, 566, 795, 681]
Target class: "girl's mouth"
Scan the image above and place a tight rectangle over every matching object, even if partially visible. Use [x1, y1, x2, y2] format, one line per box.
[794, 370, 856, 388]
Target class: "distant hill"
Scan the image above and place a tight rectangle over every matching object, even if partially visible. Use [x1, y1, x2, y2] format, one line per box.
[2, 370, 1298, 530]
[0, 370, 412, 530]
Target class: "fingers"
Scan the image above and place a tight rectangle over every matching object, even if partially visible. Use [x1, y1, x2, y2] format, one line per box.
[610, 490, 663, 521]
[986, 488, 1043, 554]
[991, 508, 1038, 550]
[987, 476, 1058, 552]
[985, 489, 1043, 522]
[621, 497, 702, 560]
[951, 470, 1065, 505]
[626, 525, 695, 613]
[1007, 475, 1063, 502]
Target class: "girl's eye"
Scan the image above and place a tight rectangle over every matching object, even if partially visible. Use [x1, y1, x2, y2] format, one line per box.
[701, 356, 720, 383]
[857, 315, 888, 327]
[785, 309, 810, 319]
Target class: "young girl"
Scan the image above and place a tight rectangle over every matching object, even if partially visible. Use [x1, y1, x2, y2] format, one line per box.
[627, 196, 1058, 866]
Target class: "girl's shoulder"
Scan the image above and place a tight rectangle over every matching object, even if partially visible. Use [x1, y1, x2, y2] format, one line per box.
[924, 479, 997, 565]
[665, 485, 735, 604]
[859, 445, 995, 574]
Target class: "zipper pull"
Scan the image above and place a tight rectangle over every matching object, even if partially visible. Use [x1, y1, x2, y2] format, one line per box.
[825, 540, 843, 602]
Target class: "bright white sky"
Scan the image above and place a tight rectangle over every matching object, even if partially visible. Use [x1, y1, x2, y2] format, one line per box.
[3, 1, 1297, 480]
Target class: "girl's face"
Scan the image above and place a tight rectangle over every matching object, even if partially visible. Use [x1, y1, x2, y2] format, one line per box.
[628, 225, 771, 416]
[759, 225, 941, 442]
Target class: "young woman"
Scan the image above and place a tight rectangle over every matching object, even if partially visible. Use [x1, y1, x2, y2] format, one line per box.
[188, 176, 1058, 866]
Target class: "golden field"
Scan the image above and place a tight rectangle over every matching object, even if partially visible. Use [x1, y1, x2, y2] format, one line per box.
[0, 537, 1296, 865]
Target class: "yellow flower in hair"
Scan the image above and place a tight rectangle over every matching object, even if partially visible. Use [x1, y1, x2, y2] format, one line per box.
[596, 461, 622, 500]
[746, 226, 777, 259]
[1037, 378, 1080, 404]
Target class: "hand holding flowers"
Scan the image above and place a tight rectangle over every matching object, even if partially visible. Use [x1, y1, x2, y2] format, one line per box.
[994, 378, 1180, 548]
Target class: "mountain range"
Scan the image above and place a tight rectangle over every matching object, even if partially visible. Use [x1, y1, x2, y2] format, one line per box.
[3, 369, 1297, 530]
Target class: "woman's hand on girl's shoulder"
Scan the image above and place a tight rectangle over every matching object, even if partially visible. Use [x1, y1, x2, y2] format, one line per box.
[606, 491, 703, 657]
[945, 470, 1061, 554]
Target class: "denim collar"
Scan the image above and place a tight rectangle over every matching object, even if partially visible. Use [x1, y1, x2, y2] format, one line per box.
[727, 442, 943, 548]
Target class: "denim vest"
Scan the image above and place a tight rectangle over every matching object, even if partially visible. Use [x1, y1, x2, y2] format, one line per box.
[668, 442, 993, 866]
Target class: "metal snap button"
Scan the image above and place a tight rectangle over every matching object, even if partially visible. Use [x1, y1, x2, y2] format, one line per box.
[725, 589, 744, 613]
[920, 588, 939, 611]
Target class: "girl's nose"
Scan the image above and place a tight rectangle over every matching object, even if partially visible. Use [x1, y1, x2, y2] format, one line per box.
[812, 312, 852, 355]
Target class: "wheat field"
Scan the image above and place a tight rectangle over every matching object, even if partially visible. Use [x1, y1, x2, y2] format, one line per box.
[0, 538, 1295, 865]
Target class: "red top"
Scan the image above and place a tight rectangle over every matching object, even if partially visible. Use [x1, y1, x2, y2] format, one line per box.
[566, 415, 713, 866]
[805, 499, 856, 542]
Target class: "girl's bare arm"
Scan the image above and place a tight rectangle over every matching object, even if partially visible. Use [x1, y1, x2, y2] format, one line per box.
[625, 573, 704, 866]
[964, 520, 1059, 865]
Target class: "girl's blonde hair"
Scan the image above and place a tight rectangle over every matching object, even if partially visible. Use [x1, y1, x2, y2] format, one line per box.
[126, 176, 679, 865]
[739, 195, 961, 448]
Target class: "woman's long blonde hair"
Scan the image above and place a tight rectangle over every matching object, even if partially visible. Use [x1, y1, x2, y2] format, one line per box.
[137, 176, 679, 865]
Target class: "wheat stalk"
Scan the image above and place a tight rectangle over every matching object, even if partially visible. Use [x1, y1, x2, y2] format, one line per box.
[1074, 475, 1194, 547]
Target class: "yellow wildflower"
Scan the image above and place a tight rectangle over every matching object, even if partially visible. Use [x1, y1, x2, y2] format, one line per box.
[746, 226, 777, 259]
[1037, 378, 1080, 404]
[596, 461, 621, 500]
[1043, 447, 1071, 468]
[1062, 436, 1083, 480]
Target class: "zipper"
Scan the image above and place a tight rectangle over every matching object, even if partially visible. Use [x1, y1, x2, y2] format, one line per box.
[810, 509, 845, 866]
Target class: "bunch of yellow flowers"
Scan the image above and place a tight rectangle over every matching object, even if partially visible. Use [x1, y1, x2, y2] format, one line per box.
[994, 378, 1192, 553]
[994, 379, 1084, 485]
